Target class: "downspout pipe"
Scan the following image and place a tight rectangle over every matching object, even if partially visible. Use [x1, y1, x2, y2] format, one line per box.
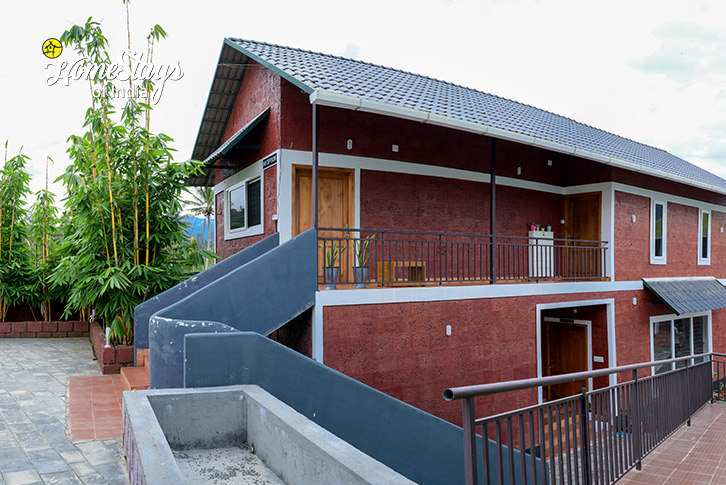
[312, 104, 319, 230]
[490, 138, 497, 284]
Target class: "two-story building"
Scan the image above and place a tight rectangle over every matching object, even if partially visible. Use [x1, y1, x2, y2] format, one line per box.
[183, 38, 726, 425]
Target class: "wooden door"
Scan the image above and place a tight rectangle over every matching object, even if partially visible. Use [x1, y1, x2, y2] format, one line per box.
[564, 193, 601, 278]
[542, 321, 588, 401]
[293, 166, 354, 281]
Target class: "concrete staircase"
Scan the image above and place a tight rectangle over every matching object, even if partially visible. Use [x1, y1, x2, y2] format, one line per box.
[120, 349, 150, 391]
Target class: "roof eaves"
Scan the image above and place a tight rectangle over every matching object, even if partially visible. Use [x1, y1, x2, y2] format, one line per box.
[311, 89, 726, 196]
[225, 38, 314, 94]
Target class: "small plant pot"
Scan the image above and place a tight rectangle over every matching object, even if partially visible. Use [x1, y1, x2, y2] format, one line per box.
[352, 266, 369, 289]
[323, 266, 340, 289]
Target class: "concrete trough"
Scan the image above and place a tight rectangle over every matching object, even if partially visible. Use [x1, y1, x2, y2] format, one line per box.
[122, 385, 414, 484]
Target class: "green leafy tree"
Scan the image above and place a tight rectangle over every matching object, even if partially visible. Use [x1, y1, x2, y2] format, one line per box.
[185, 187, 215, 267]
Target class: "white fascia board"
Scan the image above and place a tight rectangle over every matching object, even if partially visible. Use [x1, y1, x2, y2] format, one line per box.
[485, 125, 537, 146]
[426, 113, 488, 135]
[310, 90, 361, 110]
[357, 98, 430, 122]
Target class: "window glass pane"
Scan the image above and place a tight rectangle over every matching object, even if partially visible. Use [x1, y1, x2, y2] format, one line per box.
[653, 321, 672, 374]
[654, 203, 663, 257]
[247, 179, 261, 227]
[674, 318, 691, 368]
[693, 315, 708, 363]
[229, 185, 246, 230]
[701, 212, 709, 259]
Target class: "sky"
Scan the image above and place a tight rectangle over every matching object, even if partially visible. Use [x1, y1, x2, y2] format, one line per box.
[2, 0, 726, 206]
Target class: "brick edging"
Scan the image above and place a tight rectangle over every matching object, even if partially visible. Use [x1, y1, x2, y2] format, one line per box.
[0, 320, 88, 338]
[89, 322, 134, 375]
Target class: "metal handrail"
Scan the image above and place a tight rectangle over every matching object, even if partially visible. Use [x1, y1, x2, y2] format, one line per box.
[443, 352, 713, 401]
[318, 227, 608, 246]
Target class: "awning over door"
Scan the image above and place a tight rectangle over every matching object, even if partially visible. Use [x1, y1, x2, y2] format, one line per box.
[187, 107, 270, 186]
[643, 277, 726, 315]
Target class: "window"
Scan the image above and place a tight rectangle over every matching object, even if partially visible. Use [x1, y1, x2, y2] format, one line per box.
[650, 313, 710, 374]
[650, 200, 666, 264]
[225, 176, 262, 239]
[698, 209, 710, 264]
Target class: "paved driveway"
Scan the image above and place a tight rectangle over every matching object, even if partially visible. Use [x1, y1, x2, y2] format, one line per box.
[0, 339, 127, 485]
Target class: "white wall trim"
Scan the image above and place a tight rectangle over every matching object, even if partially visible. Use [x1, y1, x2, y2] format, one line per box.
[536, 298, 616, 403]
[613, 182, 726, 214]
[316, 280, 641, 309]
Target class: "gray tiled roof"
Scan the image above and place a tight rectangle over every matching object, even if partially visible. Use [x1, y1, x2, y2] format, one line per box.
[643, 277, 726, 315]
[228, 38, 726, 193]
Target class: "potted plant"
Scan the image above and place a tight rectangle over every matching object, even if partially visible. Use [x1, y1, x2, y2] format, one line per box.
[352, 235, 375, 288]
[321, 240, 346, 289]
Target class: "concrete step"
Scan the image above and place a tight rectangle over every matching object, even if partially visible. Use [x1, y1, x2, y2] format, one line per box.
[120, 366, 150, 391]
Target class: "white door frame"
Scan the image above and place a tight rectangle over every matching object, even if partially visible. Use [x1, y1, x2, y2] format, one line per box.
[536, 299, 616, 403]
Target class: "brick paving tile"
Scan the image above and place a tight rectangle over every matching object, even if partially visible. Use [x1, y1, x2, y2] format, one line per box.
[0, 339, 127, 485]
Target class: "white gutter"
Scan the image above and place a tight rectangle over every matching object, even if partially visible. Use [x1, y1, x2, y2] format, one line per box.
[309, 89, 726, 196]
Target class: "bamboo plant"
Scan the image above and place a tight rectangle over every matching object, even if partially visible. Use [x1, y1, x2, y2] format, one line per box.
[0, 146, 34, 322]
[52, 13, 215, 345]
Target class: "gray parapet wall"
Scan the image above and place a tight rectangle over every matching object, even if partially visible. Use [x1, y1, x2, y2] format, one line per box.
[133, 232, 280, 360]
[122, 385, 414, 485]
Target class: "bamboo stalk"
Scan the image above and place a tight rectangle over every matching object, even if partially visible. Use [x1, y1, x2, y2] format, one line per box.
[101, 96, 119, 267]
[144, 35, 154, 266]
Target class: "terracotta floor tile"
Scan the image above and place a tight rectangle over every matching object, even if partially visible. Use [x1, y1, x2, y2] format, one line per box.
[68, 374, 124, 441]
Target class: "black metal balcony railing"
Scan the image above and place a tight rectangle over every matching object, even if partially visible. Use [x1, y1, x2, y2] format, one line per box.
[317, 228, 608, 288]
[443, 353, 725, 485]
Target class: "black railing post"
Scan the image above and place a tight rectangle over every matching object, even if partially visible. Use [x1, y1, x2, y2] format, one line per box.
[462, 397, 478, 485]
[685, 359, 692, 427]
[579, 387, 592, 485]
[631, 369, 642, 471]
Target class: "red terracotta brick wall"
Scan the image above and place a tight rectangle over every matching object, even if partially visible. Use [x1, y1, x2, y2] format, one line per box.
[323, 289, 671, 426]
[0, 321, 88, 338]
[216, 60, 281, 179]
[614, 191, 726, 280]
[215, 163, 278, 259]
[280, 87, 616, 188]
[360, 170, 565, 239]
[211, 60, 282, 260]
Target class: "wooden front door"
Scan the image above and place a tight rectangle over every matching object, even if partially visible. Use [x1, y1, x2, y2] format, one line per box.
[542, 320, 588, 401]
[293, 166, 354, 281]
[564, 192, 602, 278]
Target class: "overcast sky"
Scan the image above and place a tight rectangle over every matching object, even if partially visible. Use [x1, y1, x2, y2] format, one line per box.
[2, 0, 726, 205]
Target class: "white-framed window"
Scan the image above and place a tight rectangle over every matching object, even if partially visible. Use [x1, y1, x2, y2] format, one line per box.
[698, 209, 711, 265]
[224, 175, 263, 240]
[650, 312, 710, 375]
[650, 199, 667, 264]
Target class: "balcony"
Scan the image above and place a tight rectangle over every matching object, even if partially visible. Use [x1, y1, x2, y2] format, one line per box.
[317, 228, 609, 289]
